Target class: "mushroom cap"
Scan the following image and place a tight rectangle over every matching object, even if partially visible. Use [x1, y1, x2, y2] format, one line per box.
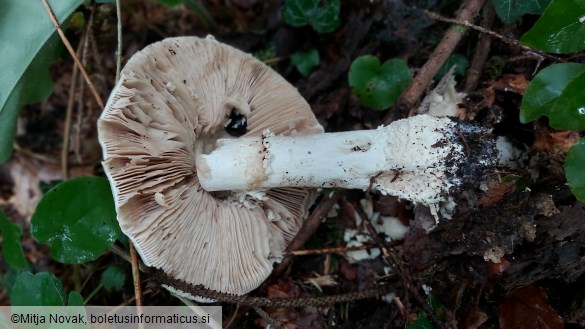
[98, 36, 323, 295]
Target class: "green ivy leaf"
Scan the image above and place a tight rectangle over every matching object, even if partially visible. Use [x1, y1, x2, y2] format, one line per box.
[520, 0, 585, 53]
[348, 55, 412, 111]
[549, 72, 585, 130]
[435, 54, 469, 80]
[101, 266, 126, 292]
[67, 292, 84, 306]
[31, 177, 121, 264]
[0, 0, 85, 163]
[291, 49, 320, 77]
[520, 63, 585, 126]
[0, 211, 28, 268]
[282, 0, 340, 34]
[565, 138, 585, 202]
[11, 272, 66, 306]
[492, 0, 551, 24]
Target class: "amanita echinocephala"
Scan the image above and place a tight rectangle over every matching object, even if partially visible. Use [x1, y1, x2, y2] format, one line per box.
[98, 36, 496, 298]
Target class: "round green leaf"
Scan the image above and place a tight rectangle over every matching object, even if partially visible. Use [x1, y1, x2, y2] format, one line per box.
[549, 71, 585, 130]
[67, 291, 84, 306]
[291, 49, 320, 77]
[349, 55, 412, 111]
[101, 266, 126, 292]
[11, 272, 66, 306]
[31, 177, 120, 264]
[520, 0, 585, 54]
[520, 63, 585, 124]
[565, 138, 585, 202]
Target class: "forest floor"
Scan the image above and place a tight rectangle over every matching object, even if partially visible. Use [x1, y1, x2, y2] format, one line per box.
[1, 0, 584, 328]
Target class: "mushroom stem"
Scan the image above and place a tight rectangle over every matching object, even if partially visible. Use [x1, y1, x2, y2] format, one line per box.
[196, 115, 495, 205]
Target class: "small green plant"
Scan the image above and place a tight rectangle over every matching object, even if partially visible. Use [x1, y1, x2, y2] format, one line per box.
[10, 272, 85, 306]
[31, 176, 121, 264]
[517, 0, 585, 202]
[282, 0, 340, 34]
[348, 55, 412, 111]
[291, 49, 320, 77]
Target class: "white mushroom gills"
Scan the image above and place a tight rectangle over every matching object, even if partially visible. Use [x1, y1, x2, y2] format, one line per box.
[197, 115, 483, 205]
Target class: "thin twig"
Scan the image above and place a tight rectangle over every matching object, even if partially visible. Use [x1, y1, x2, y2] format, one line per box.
[386, 0, 487, 123]
[272, 190, 342, 276]
[62, 48, 80, 180]
[288, 244, 378, 256]
[115, 0, 123, 82]
[464, 2, 496, 92]
[129, 243, 143, 307]
[425, 10, 566, 63]
[41, 0, 104, 108]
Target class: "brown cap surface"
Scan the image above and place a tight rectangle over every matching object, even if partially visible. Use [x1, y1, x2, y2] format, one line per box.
[98, 36, 323, 295]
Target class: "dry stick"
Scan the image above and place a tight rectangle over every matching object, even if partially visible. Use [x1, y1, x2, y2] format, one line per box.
[385, 0, 487, 124]
[272, 190, 342, 276]
[41, 0, 104, 109]
[115, 0, 123, 83]
[463, 2, 496, 93]
[129, 243, 143, 307]
[288, 244, 378, 256]
[425, 10, 566, 63]
[61, 37, 84, 180]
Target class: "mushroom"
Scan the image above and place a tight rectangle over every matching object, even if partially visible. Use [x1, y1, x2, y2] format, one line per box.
[99, 35, 496, 298]
[197, 114, 496, 205]
[98, 36, 323, 296]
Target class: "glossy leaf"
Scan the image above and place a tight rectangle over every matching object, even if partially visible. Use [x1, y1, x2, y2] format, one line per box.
[101, 266, 126, 292]
[282, 0, 340, 33]
[491, 0, 550, 24]
[31, 177, 120, 264]
[520, 0, 585, 53]
[565, 138, 585, 202]
[349, 55, 412, 111]
[549, 71, 585, 130]
[0, 0, 84, 163]
[291, 49, 320, 77]
[520, 63, 585, 126]
[11, 272, 66, 306]
[0, 211, 28, 268]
